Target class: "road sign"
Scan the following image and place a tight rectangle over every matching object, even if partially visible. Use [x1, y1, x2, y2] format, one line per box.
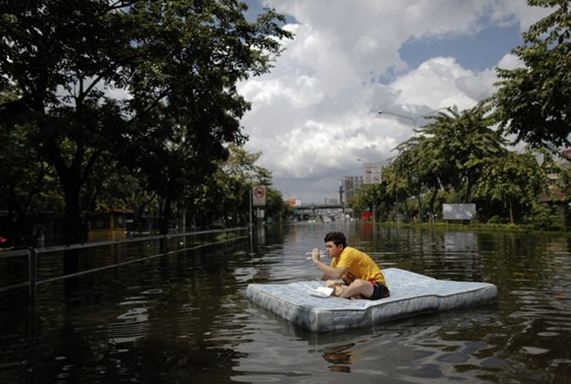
[363, 163, 382, 184]
[443, 203, 476, 220]
[252, 185, 267, 206]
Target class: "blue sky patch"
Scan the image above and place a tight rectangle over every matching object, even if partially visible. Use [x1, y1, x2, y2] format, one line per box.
[400, 23, 523, 72]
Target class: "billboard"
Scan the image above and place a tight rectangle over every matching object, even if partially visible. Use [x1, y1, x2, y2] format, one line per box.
[442, 203, 476, 220]
[288, 198, 302, 207]
[363, 163, 382, 184]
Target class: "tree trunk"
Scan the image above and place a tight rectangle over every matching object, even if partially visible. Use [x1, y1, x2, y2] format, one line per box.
[45, 135, 85, 245]
[160, 197, 172, 235]
[428, 187, 439, 223]
[62, 177, 83, 245]
[465, 176, 475, 203]
[416, 193, 423, 223]
[61, 178, 82, 301]
[403, 200, 410, 222]
[509, 200, 514, 224]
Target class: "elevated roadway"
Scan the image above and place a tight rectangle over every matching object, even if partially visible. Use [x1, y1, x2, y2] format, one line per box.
[292, 204, 351, 221]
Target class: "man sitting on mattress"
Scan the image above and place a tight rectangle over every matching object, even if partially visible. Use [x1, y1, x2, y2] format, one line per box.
[311, 231, 390, 300]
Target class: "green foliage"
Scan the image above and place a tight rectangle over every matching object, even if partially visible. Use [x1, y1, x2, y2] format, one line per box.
[487, 215, 503, 224]
[264, 187, 290, 223]
[474, 151, 547, 223]
[493, 0, 571, 148]
[387, 104, 506, 222]
[354, 103, 558, 226]
[0, 85, 62, 239]
[191, 145, 288, 227]
[406, 105, 505, 201]
[526, 200, 564, 229]
[0, 122, 63, 213]
[0, 0, 292, 240]
[351, 183, 381, 217]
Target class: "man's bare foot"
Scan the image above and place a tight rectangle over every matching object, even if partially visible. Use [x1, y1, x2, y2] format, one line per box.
[332, 285, 345, 297]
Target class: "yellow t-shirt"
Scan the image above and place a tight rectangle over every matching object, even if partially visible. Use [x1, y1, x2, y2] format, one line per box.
[330, 246, 387, 287]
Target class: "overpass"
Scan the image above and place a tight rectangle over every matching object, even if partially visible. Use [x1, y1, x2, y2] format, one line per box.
[292, 204, 352, 221]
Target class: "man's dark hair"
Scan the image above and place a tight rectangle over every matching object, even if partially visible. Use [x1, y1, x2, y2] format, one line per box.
[324, 231, 347, 248]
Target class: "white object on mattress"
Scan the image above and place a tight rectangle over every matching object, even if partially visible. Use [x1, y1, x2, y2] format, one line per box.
[246, 268, 497, 332]
[308, 286, 334, 297]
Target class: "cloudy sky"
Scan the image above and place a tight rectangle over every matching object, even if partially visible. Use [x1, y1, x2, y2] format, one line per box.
[237, 0, 552, 204]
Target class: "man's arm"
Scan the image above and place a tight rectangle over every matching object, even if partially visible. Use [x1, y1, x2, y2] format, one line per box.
[312, 248, 346, 279]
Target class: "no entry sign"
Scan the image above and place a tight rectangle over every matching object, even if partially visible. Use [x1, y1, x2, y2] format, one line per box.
[252, 185, 267, 206]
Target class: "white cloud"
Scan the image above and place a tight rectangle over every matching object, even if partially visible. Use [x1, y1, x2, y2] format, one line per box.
[497, 52, 524, 70]
[489, 0, 553, 31]
[390, 57, 496, 111]
[239, 0, 550, 203]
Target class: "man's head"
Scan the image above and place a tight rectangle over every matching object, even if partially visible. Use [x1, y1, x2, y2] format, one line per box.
[324, 231, 347, 259]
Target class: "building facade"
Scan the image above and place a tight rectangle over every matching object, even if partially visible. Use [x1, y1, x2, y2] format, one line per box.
[340, 176, 363, 205]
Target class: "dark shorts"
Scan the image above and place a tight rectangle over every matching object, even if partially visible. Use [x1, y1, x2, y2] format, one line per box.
[368, 280, 390, 300]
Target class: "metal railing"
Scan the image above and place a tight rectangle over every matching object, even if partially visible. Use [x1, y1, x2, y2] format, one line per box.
[0, 227, 248, 301]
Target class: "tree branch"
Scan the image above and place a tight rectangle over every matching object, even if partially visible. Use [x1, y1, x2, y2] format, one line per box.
[127, 87, 173, 126]
[82, 149, 104, 183]
[76, 74, 105, 105]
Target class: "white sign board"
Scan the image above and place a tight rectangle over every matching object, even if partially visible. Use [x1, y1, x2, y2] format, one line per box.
[363, 163, 382, 184]
[252, 186, 267, 206]
[442, 203, 476, 220]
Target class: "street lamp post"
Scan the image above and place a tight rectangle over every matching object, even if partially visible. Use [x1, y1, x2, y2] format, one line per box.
[395, 180, 399, 225]
[338, 182, 344, 213]
[377, 110, 417, 128]
[377, 110, 418, 225]
[376, 108, 449, 225]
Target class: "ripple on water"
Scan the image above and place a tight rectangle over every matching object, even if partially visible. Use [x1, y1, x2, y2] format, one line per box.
[522, 346, 550, 355]
[140, 288, 162, 295]
[538, 332, 560, 337]
[3, 225, 571, 384]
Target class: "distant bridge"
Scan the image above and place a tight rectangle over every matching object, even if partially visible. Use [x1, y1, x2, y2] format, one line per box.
[292, 204, 351, 221]
[295, 203, 344, 210]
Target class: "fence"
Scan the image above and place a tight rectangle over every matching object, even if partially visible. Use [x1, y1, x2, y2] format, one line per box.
[0, 227, 249, 303]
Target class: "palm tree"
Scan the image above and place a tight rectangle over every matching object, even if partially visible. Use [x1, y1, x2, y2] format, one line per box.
[390, 104, 507, 222]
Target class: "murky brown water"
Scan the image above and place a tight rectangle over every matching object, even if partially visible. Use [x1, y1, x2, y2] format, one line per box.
[1, 223, 570, 383]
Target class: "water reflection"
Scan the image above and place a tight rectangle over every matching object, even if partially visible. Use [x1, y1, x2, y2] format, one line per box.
[322, 342, 354, 372]
[1, 224, 571, 383]
[234, 225, 571, 383]
[444, 231, 478, 253]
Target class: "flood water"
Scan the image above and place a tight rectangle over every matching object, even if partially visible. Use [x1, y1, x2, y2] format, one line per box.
[1, 223, 571, 383]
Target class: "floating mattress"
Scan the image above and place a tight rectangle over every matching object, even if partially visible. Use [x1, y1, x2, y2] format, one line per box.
[246, 268, 497, 332]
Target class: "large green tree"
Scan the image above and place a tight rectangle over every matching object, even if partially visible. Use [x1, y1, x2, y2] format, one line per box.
[403, 105, 506, 202]
[493, 0, 571, 148]
[0, 1, 291, 241]
[193, 144, 281, 227]
[118, 1, 291, 234]
[350, 182, 395, 222]
[383, 105, 506, 223]
[360, 105, 506, 223]
[474, 151, 547, 223]
[0, 1, 131, 243]
[392, 135, 436, 221]
[0, 120, 63, 243]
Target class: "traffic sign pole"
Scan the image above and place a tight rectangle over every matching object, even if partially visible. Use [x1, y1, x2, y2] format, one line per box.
[249, 187, 253, 235]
